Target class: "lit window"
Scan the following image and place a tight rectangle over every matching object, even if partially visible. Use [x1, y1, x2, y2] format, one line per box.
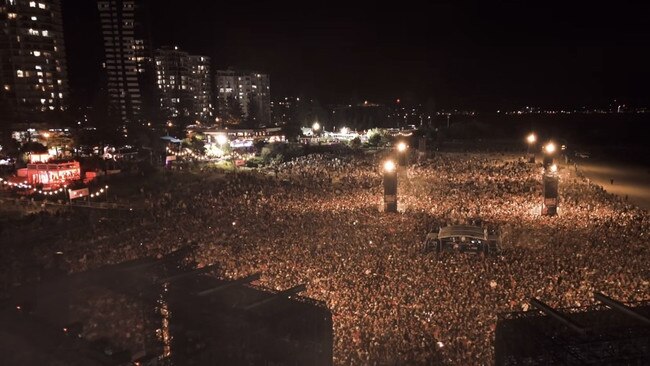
[31, 16, 37, 21]
[40, 99, 46, 104]
[58, 93, 63, 98]
[38, 3, 46, 9]
[57, 79, 62, 85]
[4, 85, 10, 91]
[16, 70, 24, 77]
[8, 13, 17, 19]
[42, 30, 49, 37]
[35, 65, 42, 70]
[33, 51, 41, 56]
[29, 1, 36, 7]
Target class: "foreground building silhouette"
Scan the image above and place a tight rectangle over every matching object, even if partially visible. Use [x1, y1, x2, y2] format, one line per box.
[496, 294, 650, 365]
[1, 247, 333, 365]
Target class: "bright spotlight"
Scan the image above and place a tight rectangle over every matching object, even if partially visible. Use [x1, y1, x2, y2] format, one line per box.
[216, 134, 228, 145]
[383, 160, 396, 173]
[544, 142, 556, 154]
[397, 142, 407, 152]
[312, 122, 321, 131]
[526, 133, 536, 144]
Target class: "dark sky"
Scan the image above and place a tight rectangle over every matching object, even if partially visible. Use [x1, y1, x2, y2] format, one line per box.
[62, 0, 650, 109]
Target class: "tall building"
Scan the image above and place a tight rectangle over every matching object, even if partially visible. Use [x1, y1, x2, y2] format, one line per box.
[154, 46, 212, 124]
[97, 0, 153, 129]
[216, 69, 270, 127]
[187, 54, 212, 123]
[0, 0, 69, 126]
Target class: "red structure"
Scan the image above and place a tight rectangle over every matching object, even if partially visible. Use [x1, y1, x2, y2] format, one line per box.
[17, 161, 81, 189]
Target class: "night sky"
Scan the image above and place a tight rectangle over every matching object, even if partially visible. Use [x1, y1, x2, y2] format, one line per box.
[62, 0, 650, 109]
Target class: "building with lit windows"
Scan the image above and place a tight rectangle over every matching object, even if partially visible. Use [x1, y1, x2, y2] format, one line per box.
[216, 69, 270, 127]
[0, 0, 69, 125]
[271, 96, 301, 126]
[97, 0, 153, 129]
[154, 46, 212, 124]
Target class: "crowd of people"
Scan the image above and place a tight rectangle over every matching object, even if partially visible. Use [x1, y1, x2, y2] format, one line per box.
[1, 150, 648, 365]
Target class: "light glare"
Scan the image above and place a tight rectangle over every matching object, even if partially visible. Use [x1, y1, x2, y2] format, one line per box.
[545, 142, 556, 154]
[383, 160, 396, 172]
[526, 133, 536, 144]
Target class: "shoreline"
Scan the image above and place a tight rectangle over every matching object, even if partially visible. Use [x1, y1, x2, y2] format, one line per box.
[571, 157, 650, 210]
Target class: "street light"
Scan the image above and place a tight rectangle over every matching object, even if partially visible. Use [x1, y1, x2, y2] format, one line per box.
[544, 142, 556, 154]
[312, 122, 321, 132]
[526, 133, 536, 144]
[396, 142, 408, 166]
[526, 133, 536, 163]
[383, 160, 396, 173]
[543, 142, 556, 170]
[397, 142, 407, 153]
[216, 134, 228, 146]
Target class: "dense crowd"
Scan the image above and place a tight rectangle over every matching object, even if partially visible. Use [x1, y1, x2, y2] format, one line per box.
[1, 151, 648, 365]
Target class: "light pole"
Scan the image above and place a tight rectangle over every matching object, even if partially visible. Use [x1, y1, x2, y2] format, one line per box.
[526, 133, 536, 162]
[312, 122, 321, 139]
[396, 141, 408, 166]
[543, 142, 556, 170]
[542, 164, 559, 216]
[383, 160, 397, 213]
[215, 133, 233, 171]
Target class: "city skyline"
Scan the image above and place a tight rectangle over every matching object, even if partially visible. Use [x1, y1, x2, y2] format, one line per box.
[60, 0, 650, 110]
[1, 2, 650, 364]
[0, 0, 68, 123]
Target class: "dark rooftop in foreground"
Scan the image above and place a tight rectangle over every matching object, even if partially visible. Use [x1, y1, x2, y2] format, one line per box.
[1, 247, 333, 366]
